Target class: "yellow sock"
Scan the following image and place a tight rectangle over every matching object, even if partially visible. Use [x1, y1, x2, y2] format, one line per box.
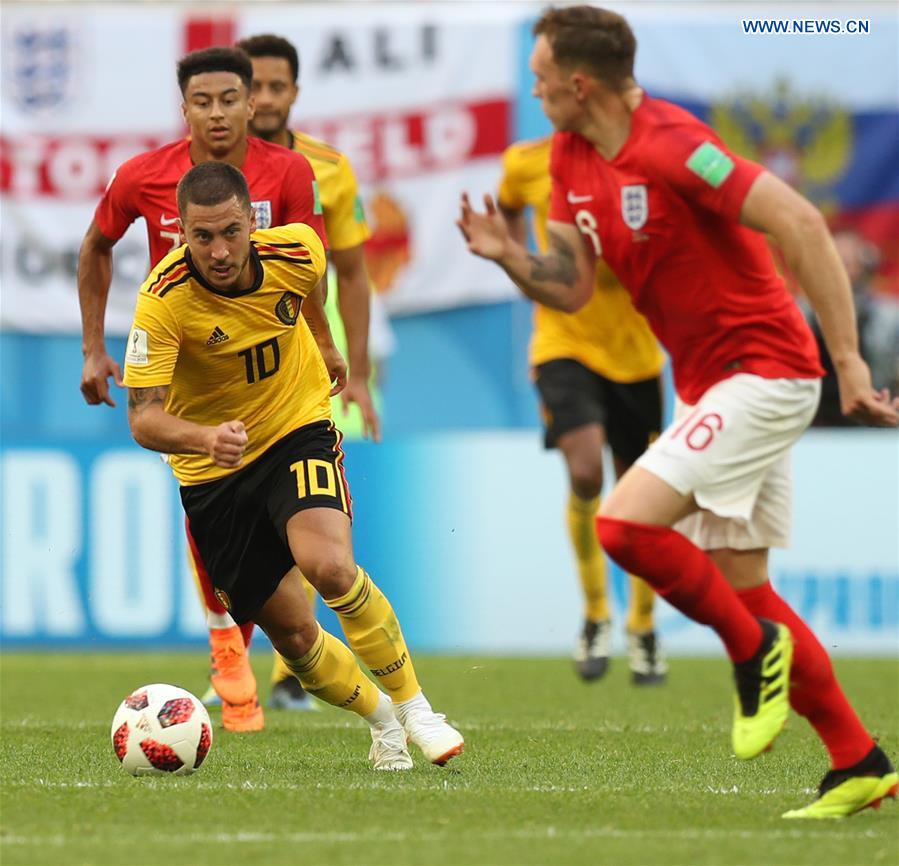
[271, 651, 293, 685]
[280, 625, 379, 717]
[326, 566, 421, 703]
[627, 574, 656, 634]
[567, 493, 609, 622]
[270, 574, 319, 685]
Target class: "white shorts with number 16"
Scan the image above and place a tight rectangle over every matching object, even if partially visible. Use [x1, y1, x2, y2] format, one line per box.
[636, 374, 821, 550]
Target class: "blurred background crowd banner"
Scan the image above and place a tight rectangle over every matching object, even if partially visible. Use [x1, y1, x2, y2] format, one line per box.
[1, 2, 897, 652]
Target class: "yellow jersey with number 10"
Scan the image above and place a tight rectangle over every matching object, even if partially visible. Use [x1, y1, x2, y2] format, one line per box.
[123, 223, 330, 487]
[498, 137, 664, 383]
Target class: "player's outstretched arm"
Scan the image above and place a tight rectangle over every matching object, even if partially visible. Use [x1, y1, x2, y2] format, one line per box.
[458, 193, 593, 312]
[78, 220, 123, 407]
[741, 172, 899, 427]
[331, 244, 381, 442]
[498, 202, 529, 247]
[127, 386, 247, 468]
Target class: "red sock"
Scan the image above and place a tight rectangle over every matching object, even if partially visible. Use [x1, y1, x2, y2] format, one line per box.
[186, 518, 255, 649]
[738, 582, 874, 768]
[239, 622, 255, 648]
[596, 516, 762, 662]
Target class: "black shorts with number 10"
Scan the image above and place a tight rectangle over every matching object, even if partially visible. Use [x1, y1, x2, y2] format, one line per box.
[180, 420, 351, 624]
[535, 359, 663, 466]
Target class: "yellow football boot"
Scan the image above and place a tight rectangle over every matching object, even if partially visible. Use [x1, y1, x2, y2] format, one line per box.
[732, 620, 793, 760]
[783, 746, 898, 819]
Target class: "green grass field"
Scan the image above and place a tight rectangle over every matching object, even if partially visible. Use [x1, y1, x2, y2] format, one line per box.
[1, 653, 896, 866]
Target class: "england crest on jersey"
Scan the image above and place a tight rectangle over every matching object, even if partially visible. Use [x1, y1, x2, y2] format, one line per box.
[621, 185, 648, 230]
[251, 200, 272, 229]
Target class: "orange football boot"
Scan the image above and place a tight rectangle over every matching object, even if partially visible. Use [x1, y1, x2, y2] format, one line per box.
[222, 697, 265, 733]
[209, 625, 257, 706]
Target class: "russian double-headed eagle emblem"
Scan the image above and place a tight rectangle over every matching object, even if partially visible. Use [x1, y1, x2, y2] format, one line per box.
[710, 78, 852, 213]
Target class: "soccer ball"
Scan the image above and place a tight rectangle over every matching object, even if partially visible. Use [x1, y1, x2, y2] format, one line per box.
[111, 683, 212, 776]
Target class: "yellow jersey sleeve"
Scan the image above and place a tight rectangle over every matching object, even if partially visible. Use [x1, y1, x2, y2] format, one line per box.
[291, 130, 370, 252]
[498, 144, 529, 211]
[123, 252, 187, 388]
[253, 222, 327, 296]
[496, 138, 552, 252]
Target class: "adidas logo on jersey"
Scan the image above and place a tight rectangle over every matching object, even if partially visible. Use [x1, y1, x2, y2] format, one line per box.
[206, 326, 230, 345]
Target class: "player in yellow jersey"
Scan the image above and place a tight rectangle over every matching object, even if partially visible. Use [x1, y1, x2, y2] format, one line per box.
[239, 33, 377, 435]
[230, 33, 384, 710]
[123, 162, 464, 769]
[498, 136, 668, 684]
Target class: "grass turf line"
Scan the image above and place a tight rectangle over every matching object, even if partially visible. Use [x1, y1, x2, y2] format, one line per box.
[1, 654, 896, 866]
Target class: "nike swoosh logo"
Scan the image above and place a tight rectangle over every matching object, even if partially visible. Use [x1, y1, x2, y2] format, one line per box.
[567, 192, 593, 203]
[160, 214, 179, 225]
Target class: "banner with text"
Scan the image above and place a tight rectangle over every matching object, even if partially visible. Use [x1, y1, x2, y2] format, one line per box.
[0, 3, 518, 333]
[2, 431, 896, 654]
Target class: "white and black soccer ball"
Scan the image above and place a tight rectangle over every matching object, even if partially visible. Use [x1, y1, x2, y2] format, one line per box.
[111, 684, 212, 776]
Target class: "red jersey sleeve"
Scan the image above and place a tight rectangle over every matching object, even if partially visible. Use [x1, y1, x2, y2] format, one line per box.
[547, 134, 576, 225]
[648, 123, 763, 222]
[93, 157, 142, 241]
[279, 152, 329, 250]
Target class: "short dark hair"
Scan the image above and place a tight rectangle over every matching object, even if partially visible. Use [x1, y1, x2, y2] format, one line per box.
[237, 33, 300, 83]
[176, 162, 251, 216]
[176, 46, 254, 95]
[534, 6, 637, 91]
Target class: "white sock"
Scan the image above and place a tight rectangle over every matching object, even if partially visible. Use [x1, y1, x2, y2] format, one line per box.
[207, 610, 237, 629]
[394, 690, 429, 721]
[364, 692, 398, 730]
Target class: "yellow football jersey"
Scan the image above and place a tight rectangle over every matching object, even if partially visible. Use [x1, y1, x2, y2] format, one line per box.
[498, 137, 664, 383]
[291, 128, 383, 439]
[123, 224, 330, 486]
[290, 130, 370, 252]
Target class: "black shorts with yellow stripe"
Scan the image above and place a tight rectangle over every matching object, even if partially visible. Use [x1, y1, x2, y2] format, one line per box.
[535, 359, 662, 466]
[180, 420, 351, 624]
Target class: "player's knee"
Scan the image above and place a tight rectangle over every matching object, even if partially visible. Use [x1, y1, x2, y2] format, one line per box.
[568, 456, 604, 500]
[303, 551, 357, 599]
[273, 619, 319, 661]
[710, 550, 769, 591]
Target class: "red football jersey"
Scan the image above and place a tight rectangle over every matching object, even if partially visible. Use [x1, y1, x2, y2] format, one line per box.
[95, 137, 327, 269]
[549, 95, 822, 405]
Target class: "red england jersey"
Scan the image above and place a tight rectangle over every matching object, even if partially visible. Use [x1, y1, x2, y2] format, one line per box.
[548, 95, 822, 405]
[94, 137, 326, 269]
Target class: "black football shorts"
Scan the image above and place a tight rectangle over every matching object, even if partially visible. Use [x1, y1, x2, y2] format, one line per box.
[180, 421, 351, 624]
[535, 358, 662, 466]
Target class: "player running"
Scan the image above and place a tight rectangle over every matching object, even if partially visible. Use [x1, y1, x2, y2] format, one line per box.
[459, 5, 897, 818]
[222, 32, 381, 711]
[78, 46, 326, 732]
[498, 136, 667, 684]
[78, 49, 460, 760]
[123, 161, 462, 770]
